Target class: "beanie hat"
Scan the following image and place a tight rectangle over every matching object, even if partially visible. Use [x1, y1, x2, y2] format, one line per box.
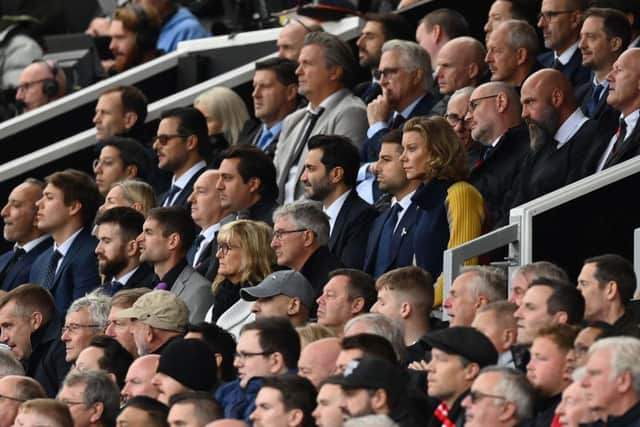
[157, 338, 218, 391]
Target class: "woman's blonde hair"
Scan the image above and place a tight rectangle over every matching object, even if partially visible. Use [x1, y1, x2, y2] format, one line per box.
[402, 116, 470, 181]
[110, 179, 157, 216]
[194, 86, 250, 145]
[212, 220, 275, 292]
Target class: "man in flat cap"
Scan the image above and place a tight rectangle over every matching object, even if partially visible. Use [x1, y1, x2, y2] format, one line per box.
[115, 290, 189, 355]
[422, 326, 499, 427]
[335, 357, 423, 427]
[241, 270, 315, 326]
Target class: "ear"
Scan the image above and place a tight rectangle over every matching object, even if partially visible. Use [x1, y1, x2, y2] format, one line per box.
[286, 84, 298, 103]
[287, 298, 302, 316]
[467, 62, 480, 81]
[30, 311, 44, 331]
[89, 401, 104, 424]
[302, 229, 316, 248]
[431, 24, 442, 43]
[184, 134, 198, 152]
[464, 362, 480, 381]
[247, 177, 261, 194]
[616, 370, 633, 394]
[125, 238, 139, 257]
[131, 201, 143, 212]
[554, 311, 569, 324]
[214, 352, 223, 368]
[610, 37, 623, 54]
[124, 164, 138, 179]
[123, 111, 138, 130]
[351, 297, 365, 315]
[503, 327, 517, 348]
[400, 302, 411, 320]
[498, 401, 517, 422]
[67, 200, 82, 218]
[329, 64, 344, 83]
[550, 88, 564, 109]
[370, 389, 388, 411]
[412, 66, 425, 87]
[329, 166, 344, 184]
[495, 92, 508, 113]
[515, 47, 528, 66]
[269, 352, 286, 374]
[605, 281, 619, 302]
[475, 295, 488, 309]
[166, 232, 182, 253]
[286, 408, 304, 427]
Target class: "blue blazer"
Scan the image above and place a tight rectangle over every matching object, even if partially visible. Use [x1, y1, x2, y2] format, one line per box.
[29, 228, 100, 314]
[363, 201, 423, 277]
[0, 237, 52, 292]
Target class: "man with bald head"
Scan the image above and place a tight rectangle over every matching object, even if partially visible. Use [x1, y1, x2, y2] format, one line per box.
[486, 19, 540, 88]
[187, 170, 228, 278]
[434, 36, 487, 114]
[537, 0, 591, 88]
[593, 48, 640, 171]
[466, 82, 529, 228]
[297, 337, 341, 387]
[121, 354, 160, 404]
[510, 68, 602, 206]
[276, 18, 322, 61]
[14, 60, 66, 113]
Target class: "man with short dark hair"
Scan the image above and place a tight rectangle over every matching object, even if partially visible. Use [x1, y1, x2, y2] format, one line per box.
[94, 137, 151, 195]
[537, 0, 591, 88]
[317, 269, 376, 337]
[0, 284, 69, 396]
[155, 107, 209, 208]
[29, 169, 102, 313]
[239, 58, 300, 158]
[415, 8, 469, 68]
[74, 335, 133, 390]
[577, 253, 639, 335]
[137, 207, 212, 322]
[250, 375, 317, 427]
[95, 207, 155, 295]
[117, 396, 169, 427]
[168, 391, 222, 427]
[275, 32, 368, 203]
[58, 369, 121, 427]
[94, 86, 149, 142]
[217, 146, 279, 225]
[215, 317, 301, 425]
[0, 179, 51, 292]
[301, 135, 377, 269]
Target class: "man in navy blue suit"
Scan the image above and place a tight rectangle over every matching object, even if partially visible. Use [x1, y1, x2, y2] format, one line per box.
[363, 129, 421, 278]
[301, 135, 377, 270]
[537, 0, 590, 88]
[0, 179, 51, 291]
[29, 170, 102, 314]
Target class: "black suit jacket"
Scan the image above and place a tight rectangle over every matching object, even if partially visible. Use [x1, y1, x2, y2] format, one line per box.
[300, 245, 343, 298]
[0, 237, 52, 291]
[603, 116, 640, 169]
[238, 119, 280, 159]
[160, 165, 207, 208]
[538, 49, 591, 89]
[469, 123, 531, 229]
[575, 80, 620, 132]
[26, 315, 71, 397]
[191, 238, 218, 278]
[362, 93, 440, 162]
[121, 263, 156, 291]
[363, 201, 422, 277]
[329, 191, 378, 270]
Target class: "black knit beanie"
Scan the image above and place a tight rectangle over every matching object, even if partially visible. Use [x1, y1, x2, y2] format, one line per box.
[157, 338, 218, 391]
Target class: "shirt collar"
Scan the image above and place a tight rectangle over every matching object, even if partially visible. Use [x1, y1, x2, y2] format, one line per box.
[18, 235, 50, 253]
[171, 160, 207, 189]
[555, 108, 589, 148]
[398, 94, 425, 119]
[307, 90, 343, 114]
[622, 110, 640, 135]
[115, 265, 139, 285]
[323, 190, 351, 223]
[200, 223, 221, 242]
[53, 228, 83, 256]
[556, 41, 579, 65]
[392, 189, 416, 210]
[264, 120, 284, 136]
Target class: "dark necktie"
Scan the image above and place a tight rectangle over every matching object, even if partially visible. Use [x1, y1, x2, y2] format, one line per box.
[482, 145, 494, 160]
[256, 128, 273, 150]
[163, 185, 181, 206]
[42, 249, 62, 289]
[290, 108, 325, 169]
[107, 280, 124, 295]
[0, 247, 26, 286]
[586, 84, 605, 117]
[552, 57, 564, 71]
[605, 117, 628, 167]
[374, 203, 403, 277]
[188, 234, 206, 266]
[390, 113, 405, 130]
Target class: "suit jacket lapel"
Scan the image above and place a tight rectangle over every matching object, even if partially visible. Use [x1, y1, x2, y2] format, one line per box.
[329, 191, 354, 251]
[387, 203, 419, 264]
[606, 119, 640, 167]
[172, 268, 188, 296]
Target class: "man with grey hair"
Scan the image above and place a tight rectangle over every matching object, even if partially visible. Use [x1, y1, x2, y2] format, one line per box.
[275, 32, 368, 203]
[0, 348, 24, 377]
[466, 81, 529, 228]
[581, 336, 640, 423]
[344, 313, 406, 363]
[486, 19, 540, 88]
[271, 201, 342, 297]
[509, 261, 568, 306]
[362, 39, 438, 166]
[0, 375, 46, 427]
[462, 366, 535, 427]
[58, 369, 120, 427]
[61, 292, 110, 364]
[443, 266, 507, 327]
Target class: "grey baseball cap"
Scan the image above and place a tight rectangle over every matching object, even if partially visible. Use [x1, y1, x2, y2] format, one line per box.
[240, 270, 315, 309]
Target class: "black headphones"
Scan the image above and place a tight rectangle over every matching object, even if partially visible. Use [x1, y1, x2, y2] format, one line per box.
[131, 4, 159, 52]
[41, 60, 60, 99]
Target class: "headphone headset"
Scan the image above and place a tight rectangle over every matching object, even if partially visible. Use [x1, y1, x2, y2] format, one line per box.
[40, 60, 60, 100]
[130, 4, 159, 52]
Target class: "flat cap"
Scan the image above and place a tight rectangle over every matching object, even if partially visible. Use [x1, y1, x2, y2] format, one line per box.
[422, 326, 498, 368]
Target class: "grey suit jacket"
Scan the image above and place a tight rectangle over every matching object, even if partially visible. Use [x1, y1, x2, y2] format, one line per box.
[274, 88, 368, 203]
[171, 265, 213, 324]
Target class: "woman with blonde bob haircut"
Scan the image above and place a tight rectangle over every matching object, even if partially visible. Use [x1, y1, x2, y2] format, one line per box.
[401, 116, 484, 305]
[100, 179, 157, 216]
[206, 220, 275, 338]
[15, 399, 73, 427]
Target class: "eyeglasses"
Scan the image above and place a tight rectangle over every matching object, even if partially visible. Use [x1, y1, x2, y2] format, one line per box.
[0, 393, 26, 402]
[468, 95, 499, 113]
[373, 67, 406, 80]
[216, 242, 240, 256]
[61, 323, 101, 334]
[468, 390, 508, 404]
[16, 79, 50, 92]
[153, 134, 188, 145]
[444, 113, 470, 127]
[92, 157, 119, 171]
[272, 229, 308, 240]
[234, 350, 273, 360]
[537, 10, 575, 22]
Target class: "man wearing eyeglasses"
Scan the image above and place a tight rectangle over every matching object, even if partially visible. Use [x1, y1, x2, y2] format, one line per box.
[154, 107, 208, 208]
[0, 375, 47, 427]
[14, 60, 66, 113]
[537, 0, 590, 88]
[57, 370, 120, 427]
[60, 293, 110, 365]
[461, 366, 535, 427]
[445, 87, 484, 168]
